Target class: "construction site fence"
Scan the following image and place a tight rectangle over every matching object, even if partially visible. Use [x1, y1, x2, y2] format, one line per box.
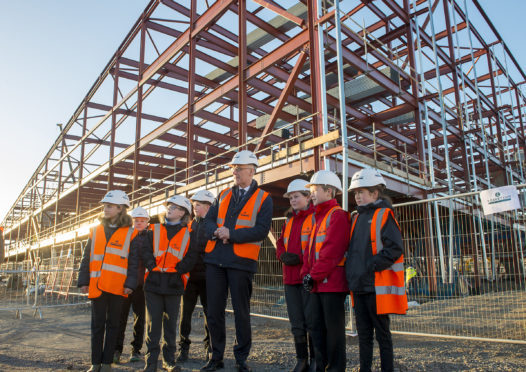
[1, 190, 525, 343]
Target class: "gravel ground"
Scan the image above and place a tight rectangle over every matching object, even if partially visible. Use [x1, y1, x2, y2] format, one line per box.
[0, 305, 525, 371]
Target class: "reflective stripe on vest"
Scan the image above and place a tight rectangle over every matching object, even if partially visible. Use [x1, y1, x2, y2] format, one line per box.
[205, 187, 269, 261]
[282, 214, 314, 255]
[148, 223, 191, 288]
[309, 206, 346, 266]
[88, 225, 136, 299]
[349, 207, 407, 315]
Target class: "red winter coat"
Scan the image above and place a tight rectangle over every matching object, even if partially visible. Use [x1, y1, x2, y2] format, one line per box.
[276, 205, 315, 285]
[301, 199, 350, 293]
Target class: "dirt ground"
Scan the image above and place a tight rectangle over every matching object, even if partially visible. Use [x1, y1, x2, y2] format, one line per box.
[0, 305, 525, 372]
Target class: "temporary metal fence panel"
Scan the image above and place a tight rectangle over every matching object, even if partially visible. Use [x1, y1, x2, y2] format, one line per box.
[0, 240, 89, 317]
[2, 191, 525, 343]
[252, 192, 526, 343]
[391, 189, 526, 342]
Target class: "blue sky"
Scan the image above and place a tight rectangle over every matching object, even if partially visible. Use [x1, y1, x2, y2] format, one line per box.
[0, 0, 525, 222]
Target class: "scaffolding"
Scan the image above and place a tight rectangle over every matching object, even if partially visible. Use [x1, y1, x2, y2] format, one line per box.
[1, 0, 525, 331]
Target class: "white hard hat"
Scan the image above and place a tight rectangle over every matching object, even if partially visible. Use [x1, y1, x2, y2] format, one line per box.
[230, 150, 258, 167]
[349, 168, 386, 190]
[284, 179, 310, 197]
[191, 189, 216, 204]
[131, 206, 150, 219]
[100, 190, 130, 207]
[305, 170, 342, 192]
[166, 195, 192, 214]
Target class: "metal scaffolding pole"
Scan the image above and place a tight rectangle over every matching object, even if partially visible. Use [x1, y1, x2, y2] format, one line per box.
[334, 1, 349, 211]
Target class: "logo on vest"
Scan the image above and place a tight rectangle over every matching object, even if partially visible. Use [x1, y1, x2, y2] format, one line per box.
[240, 210, 250, 218]
[170, 243, 180, 250]
[111, 240, 123, 247]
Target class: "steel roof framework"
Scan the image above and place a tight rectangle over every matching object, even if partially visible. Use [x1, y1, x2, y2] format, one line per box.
[2, 0, 525, 258]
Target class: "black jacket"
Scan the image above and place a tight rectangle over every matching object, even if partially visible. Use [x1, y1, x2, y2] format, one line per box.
[78, 224, 139, 291]
[188, 217, 207, 281]
[345, 199, 403, 294]
[203, 180, 273, 273]
[141, 222, 200, 295]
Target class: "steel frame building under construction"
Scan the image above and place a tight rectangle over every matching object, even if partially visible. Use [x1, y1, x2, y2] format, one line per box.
[1, 0, 526, 340]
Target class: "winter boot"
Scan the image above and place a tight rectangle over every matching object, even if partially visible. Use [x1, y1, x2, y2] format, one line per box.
[129, 350, 142, 363]
[176, 348, 189, 362]
[292, 336, 309, 372]
[86, 365, 101, 372]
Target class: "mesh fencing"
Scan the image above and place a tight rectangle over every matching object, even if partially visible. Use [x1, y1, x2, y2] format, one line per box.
[0, 239, 89, 317]
[253, 192, 526, 343]
[1, 192, 525, 342]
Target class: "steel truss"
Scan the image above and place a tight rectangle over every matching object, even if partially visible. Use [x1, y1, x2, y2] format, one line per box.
[2, 0, 525, 261]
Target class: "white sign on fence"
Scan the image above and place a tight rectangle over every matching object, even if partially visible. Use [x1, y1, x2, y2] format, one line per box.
[480, 186, 521, 215]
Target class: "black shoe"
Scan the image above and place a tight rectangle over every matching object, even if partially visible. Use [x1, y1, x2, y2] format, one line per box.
[200, 359, 224, 371]
[292, 358, 309, 372]
[176, 348, 189, 363]
[235, 361, 252, 372]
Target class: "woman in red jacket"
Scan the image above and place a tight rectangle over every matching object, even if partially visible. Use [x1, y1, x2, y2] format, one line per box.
[276, 179, 315, 372]
[301, 170, 350, 372]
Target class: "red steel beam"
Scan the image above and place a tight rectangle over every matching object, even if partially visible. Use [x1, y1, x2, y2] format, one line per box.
[255, 51, 307, 152]
[252, 0, 305, 27]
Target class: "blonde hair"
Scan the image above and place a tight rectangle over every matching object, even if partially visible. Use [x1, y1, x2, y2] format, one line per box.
[321, 185, 338, 199]
[366, 185, 392, 205]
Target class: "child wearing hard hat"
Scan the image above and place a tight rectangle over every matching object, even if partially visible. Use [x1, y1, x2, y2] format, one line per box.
[113, 207, 150, 364]
[176, 189, 215, 363]
[346, 168, 407, 372]
[276, 179, 316, 372]
[300, 170, 350, 372]
[78, 190, 140, 372]
[141, 195, 200, 372]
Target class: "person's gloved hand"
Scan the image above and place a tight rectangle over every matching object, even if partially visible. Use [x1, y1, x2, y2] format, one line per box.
[303, 274, 314, 292]
[280, 252, 301, 266]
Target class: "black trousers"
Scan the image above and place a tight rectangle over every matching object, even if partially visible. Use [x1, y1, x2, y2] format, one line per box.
[285, 284, 308, 339]
[353, 293, 393, 372]
[179, 277, 210, 351]
[91, 291, 125, 364]
[144, 291, 181, 367]
[116, 285, 145, 354]
[206, 264, 253, 363]
[305, 291, 347, 372]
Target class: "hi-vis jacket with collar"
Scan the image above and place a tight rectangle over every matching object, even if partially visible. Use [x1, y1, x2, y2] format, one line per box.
[203, 180, 273, 273]
[78, 224, 140, 299]
[276, 204, 315, 285]
[345, 199, 407, 315]
[300, 199, 351, 293]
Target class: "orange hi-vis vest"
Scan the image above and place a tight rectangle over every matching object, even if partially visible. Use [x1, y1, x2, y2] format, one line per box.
[88, 225, 137, 299]
[350, 207, 408, 315]
[283, 214, 314, 255]
[147, 223, 192, 289]
[308, 206, 346, 267]
[205, 187, 269, 261]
